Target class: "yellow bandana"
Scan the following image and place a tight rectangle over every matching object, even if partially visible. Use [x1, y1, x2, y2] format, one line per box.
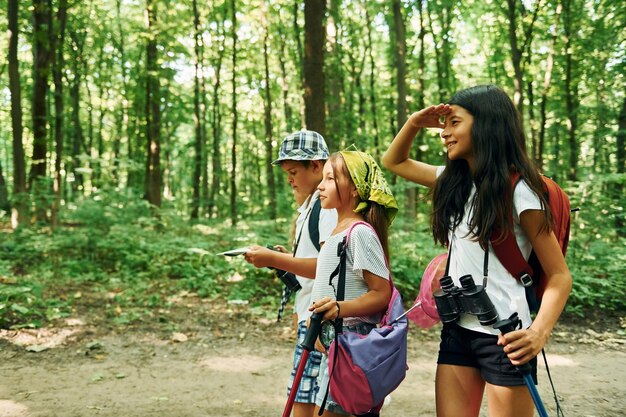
[339, 150, 398, 225]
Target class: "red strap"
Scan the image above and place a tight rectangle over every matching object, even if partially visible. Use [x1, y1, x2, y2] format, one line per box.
[491, 174, 571, 287]
[490, 174, 534, 283]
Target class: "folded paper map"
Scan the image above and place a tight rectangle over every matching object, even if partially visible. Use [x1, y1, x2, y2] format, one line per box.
[217, 247, 250, 256]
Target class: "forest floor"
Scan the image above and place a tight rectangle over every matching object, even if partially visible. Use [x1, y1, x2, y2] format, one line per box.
[0, 293, 625, 417]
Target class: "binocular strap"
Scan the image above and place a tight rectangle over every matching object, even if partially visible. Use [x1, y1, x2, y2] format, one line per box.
[446, 233, 490, 288]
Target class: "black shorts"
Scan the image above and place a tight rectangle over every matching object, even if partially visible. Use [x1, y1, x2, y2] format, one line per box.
[437, 323, 537, 387]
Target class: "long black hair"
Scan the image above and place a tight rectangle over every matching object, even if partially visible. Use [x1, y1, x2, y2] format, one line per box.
[431, 85, 552, 248]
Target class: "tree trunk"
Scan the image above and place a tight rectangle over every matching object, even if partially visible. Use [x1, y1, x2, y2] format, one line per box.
[538, 2, 562, 171]
[201, 69, 210, 215]
[208, 22, 225, 219]
[414, 0, 427, 211]
[69, 31, 85, 195]
[617, 95, 625, 176]
[365, 8, 380, 156]
[229, 0, 238, 226]
[114, 0, 128, 186]
[277, 23, 294, 133]
[145, 0, 162, 208]
[527, 81, 536, 158]
[263, 9, 277, 220]
[0, 161, 8, 213]
[427, 1, 455, 102]
[51, 0, 68, 227]
[563, 0, 579, 181]
[30, 0, 54, 222]
[616, 95, 625, 233]
[293, 1, 305, 127]
[506, 0, 524, 118]
[8, 0, 28, 227]
[191, 0, 203, 220]
[94, 41, 108, 186]
[303, 0, 326, 138]
[392, 0, 413, 218]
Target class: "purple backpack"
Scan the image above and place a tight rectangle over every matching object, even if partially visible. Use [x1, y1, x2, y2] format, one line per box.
[324, 222, 408, 415]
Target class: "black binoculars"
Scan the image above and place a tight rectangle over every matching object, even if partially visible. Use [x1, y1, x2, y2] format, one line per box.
[267, 245, 301, 292]
[433, 274, 499, 326]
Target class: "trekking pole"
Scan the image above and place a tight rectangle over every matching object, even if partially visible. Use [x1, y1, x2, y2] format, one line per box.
[494, 313, 549, 417]
[282, 312, 323, 417]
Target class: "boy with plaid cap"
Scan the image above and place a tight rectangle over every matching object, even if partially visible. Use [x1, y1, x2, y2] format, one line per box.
[244, 130, 337, 417]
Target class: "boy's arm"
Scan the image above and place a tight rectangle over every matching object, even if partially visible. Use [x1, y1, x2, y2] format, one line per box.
[244, 245, 317, 278]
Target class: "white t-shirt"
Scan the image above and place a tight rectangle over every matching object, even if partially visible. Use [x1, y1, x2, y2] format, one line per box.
[310, 223, 390, 326]
[293, 191, 337, 322]
[437, 168, 542, 335]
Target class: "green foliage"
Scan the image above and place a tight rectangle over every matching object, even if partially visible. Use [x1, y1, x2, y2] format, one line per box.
[564, 174, 626, 315]
[388, 215, 443, 300]
[0, 193, 292, 328]
[1, 171, 624, 328]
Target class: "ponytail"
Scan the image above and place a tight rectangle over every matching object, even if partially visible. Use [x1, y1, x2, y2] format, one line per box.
[363, 202, 390, 260]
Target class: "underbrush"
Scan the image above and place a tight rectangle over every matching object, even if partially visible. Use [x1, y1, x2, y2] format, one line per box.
[0, 175, 624, 328]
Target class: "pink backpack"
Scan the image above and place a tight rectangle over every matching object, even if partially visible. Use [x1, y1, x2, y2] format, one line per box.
[322, 222, 408, 415]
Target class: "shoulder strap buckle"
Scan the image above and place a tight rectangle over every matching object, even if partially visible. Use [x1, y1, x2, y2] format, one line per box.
[520, 273, 534, 287]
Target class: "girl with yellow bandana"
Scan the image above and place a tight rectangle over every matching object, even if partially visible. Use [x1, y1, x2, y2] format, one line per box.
[308, 151, 398, 416]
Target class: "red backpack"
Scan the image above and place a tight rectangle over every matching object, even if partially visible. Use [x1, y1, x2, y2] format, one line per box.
[490, 174, 571, 312]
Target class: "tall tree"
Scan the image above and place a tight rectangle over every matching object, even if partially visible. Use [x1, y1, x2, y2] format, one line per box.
[262, 5, 277, 220]
[145, 0, 162, 207]
[427, 0, 456, 102]
[293, 0, 305, 127]
[365, 7, 380, 156]
[229, 0, 238, 225]
[276, 20, 295, 133]
[563, 0, 579, 180]
[618, 95, 626, 177]
[207, 17, 225, 219]
[537, 2, 562, 170]
[191, 0, 204, 220]
[391, 0, 414, 218]
[51, 0, 68, 226]
[68, 26, 86, 194]
[31, 0, 54, 221]
[8, 0, 27, 227]
[0, 161, 8, 213]
[303, 0, 326, 138]
[113, 0, 127, 184]
[505, 0, 540, 121]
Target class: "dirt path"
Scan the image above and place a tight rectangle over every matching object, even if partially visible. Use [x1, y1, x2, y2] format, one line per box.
[0, 301, 624, 417]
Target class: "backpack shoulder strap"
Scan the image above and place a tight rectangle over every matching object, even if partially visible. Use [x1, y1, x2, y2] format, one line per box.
[490, 174, 534, 286]
[542, 176, 571, 255]
[531, 176, 571, 306]
[308, 197, 322, 252]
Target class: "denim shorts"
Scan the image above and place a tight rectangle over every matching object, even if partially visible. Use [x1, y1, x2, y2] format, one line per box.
[315, 322, 376, 414]
[437, 322, 538, 386]
[287, 320, 323, 403]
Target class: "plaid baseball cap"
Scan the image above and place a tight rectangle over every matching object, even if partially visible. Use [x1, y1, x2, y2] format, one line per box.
[272, 130, 330, 165]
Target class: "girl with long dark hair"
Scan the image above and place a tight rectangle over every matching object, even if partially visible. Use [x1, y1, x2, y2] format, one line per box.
[382, 85, 571, 417]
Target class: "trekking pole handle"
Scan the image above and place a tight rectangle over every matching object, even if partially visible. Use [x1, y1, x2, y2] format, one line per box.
[493, 312, 532, 374]
[301, 312, 324, 352]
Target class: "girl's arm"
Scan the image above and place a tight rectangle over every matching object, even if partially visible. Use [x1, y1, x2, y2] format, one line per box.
[497, 209, 572, 365]
[382, 104, 451, 188]
[310, 271, 392, 321]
